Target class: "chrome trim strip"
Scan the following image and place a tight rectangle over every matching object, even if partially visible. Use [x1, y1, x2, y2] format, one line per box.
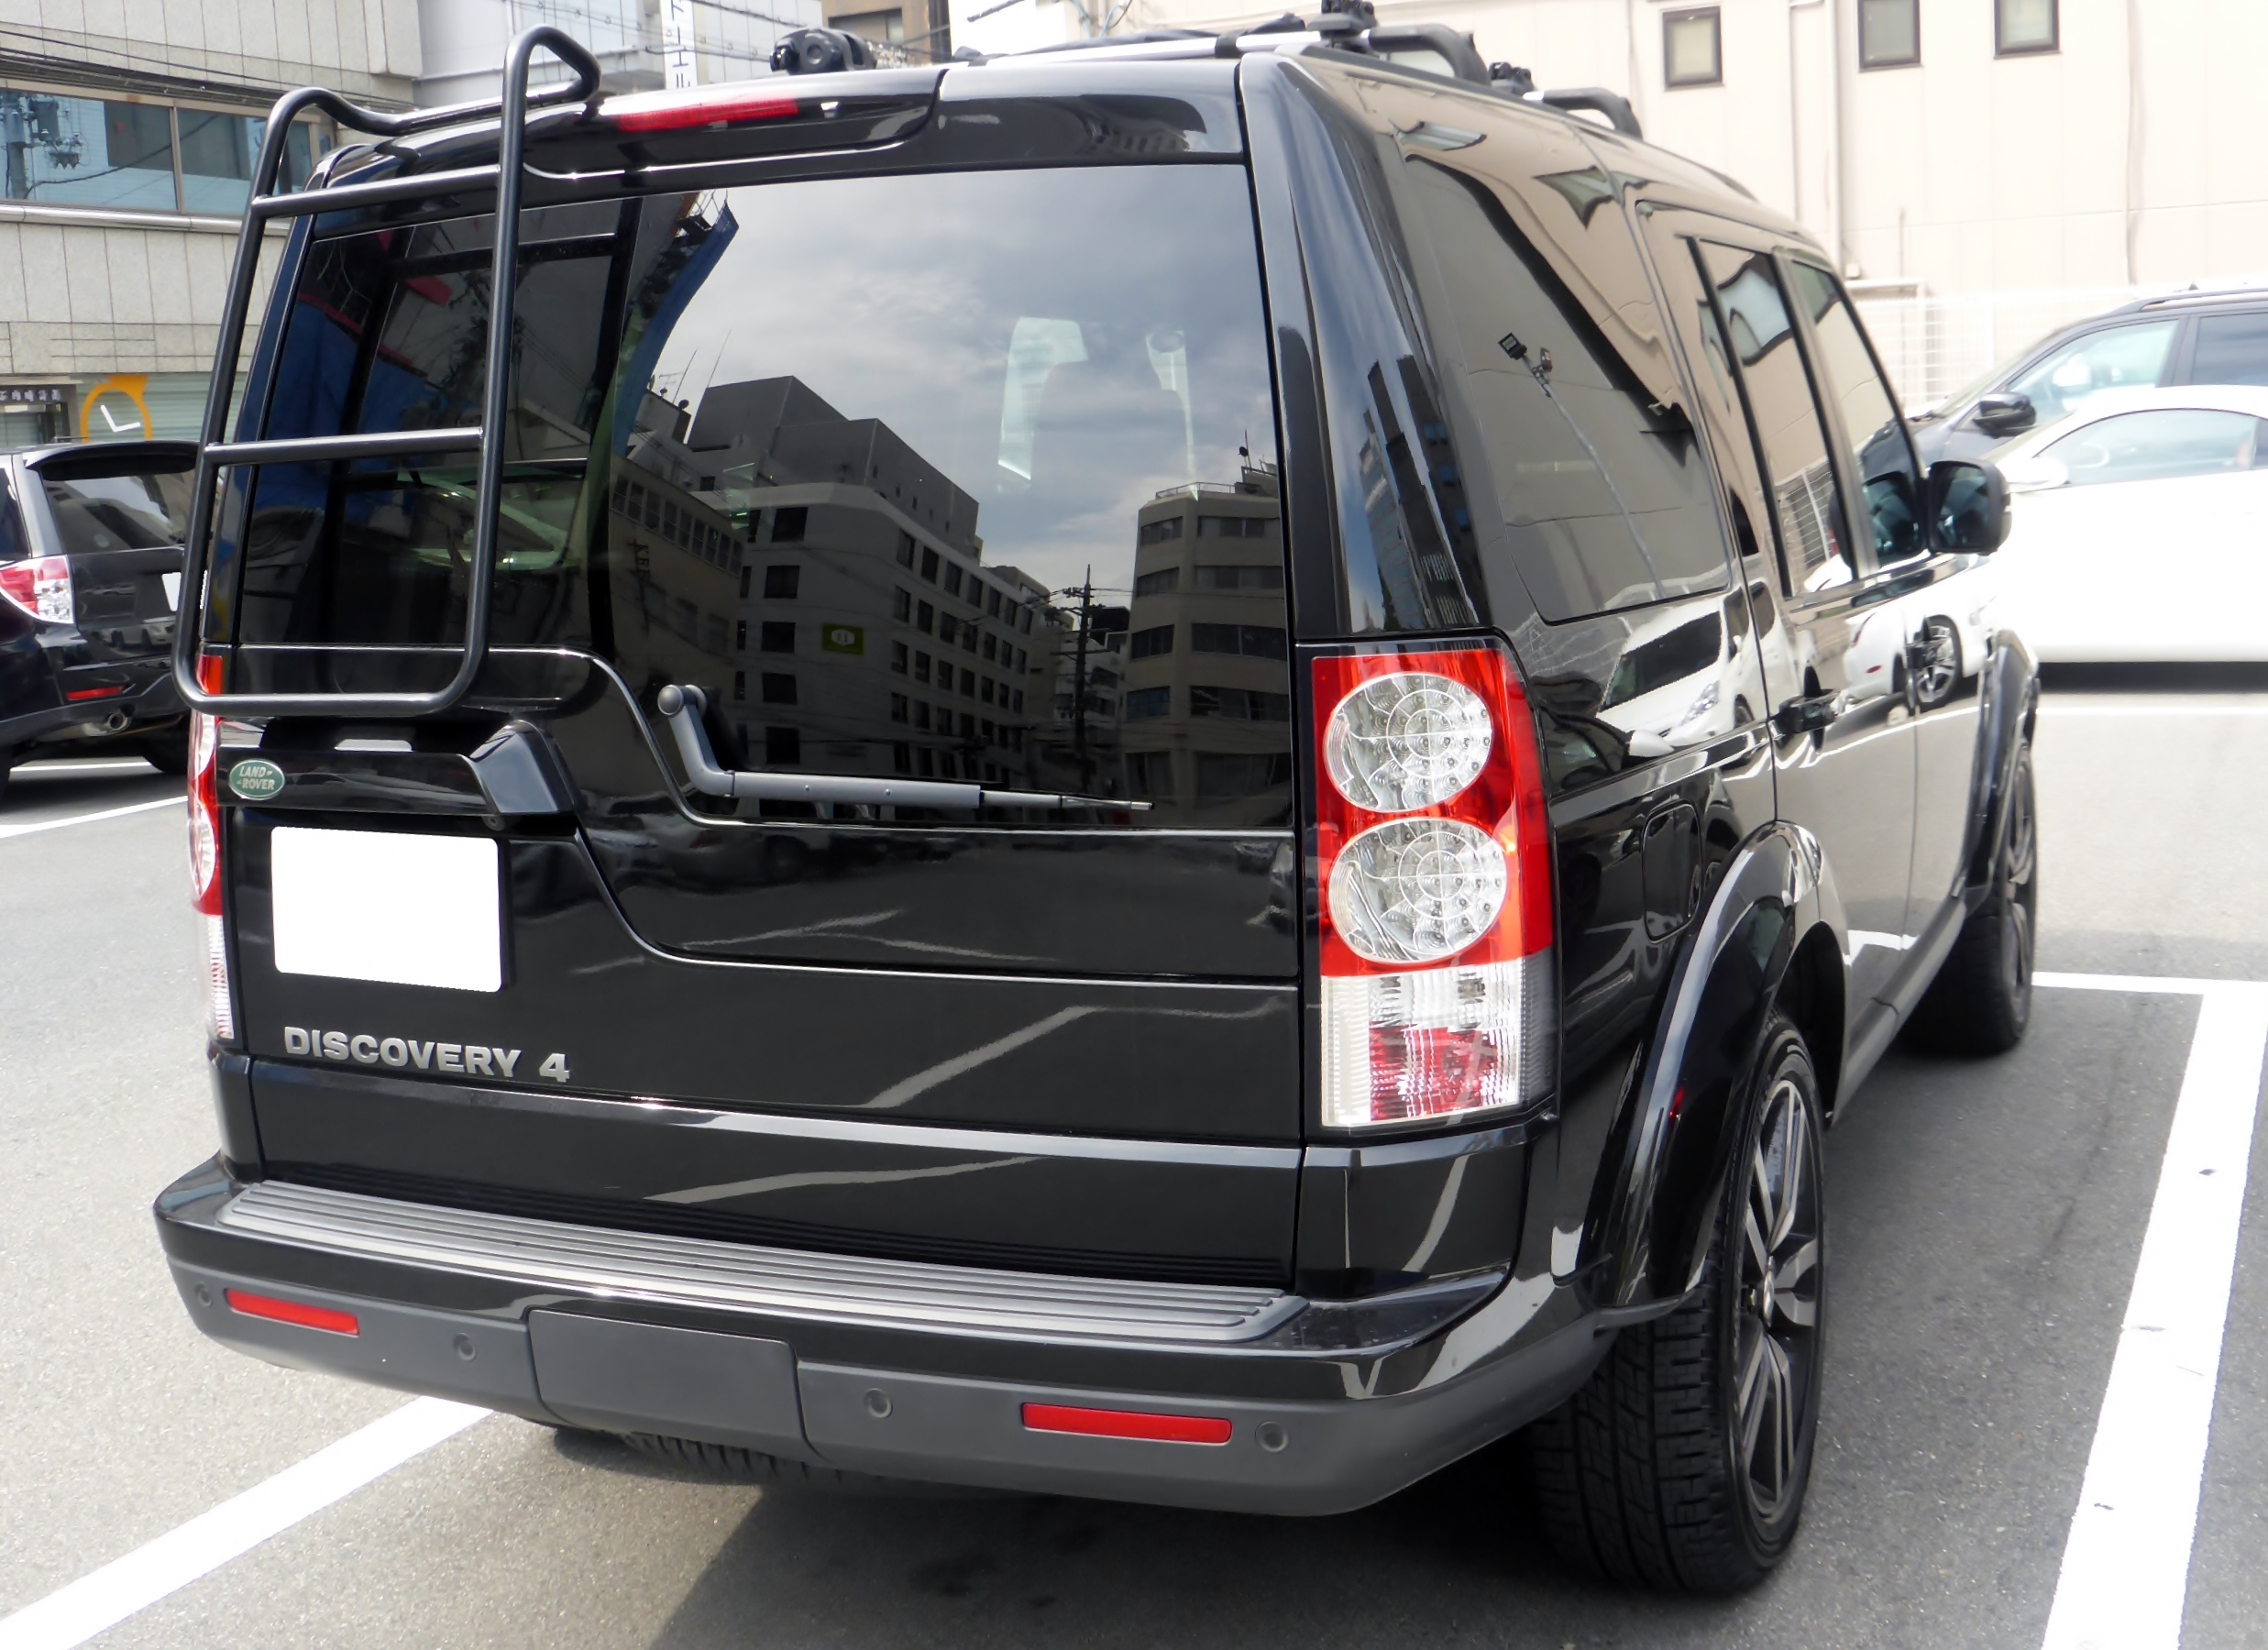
[219, 1181, 1303, 1345]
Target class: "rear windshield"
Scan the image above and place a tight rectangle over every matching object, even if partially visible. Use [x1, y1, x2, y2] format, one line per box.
[231, 165, 1289, 825]
[40, 465, 193, 555]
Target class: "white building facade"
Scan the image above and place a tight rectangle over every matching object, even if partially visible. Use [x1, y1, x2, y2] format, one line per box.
[959, 0, 2268, 404]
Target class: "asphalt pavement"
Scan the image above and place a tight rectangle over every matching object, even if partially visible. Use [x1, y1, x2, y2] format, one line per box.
[1, 682, 2264, 1649]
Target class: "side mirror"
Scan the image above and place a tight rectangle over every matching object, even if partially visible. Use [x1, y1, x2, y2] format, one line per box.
[1928, 459, 2010, 554]
[1972, 391, 2037, 438]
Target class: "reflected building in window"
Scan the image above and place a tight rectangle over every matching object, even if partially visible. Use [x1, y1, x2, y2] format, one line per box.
[1118, 463, 1293, 826]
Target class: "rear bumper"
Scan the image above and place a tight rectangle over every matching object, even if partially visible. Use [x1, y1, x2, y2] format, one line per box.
[0, 655, 182, 750]
[156, 1159, 1607, 1515]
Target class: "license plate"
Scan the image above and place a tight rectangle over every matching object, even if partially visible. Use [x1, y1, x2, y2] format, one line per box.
[270, 827, 502, 993]
[160, 571, 182, 610]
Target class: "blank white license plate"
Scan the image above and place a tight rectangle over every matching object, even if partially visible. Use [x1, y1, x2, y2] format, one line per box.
[270, 827, 502, 993]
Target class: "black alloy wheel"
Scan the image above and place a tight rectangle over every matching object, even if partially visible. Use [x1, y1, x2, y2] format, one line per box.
[1524, 1015, 1829, 1593]
[1908, 738, 2037, 1053]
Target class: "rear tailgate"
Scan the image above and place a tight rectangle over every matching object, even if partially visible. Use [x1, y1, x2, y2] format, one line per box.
[27, 443, 194, 695]
[214, 72, 1307, 1285]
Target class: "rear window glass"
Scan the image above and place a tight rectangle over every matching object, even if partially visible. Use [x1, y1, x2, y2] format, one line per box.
[40, 465, 192, 555]
[2191, 312, 2268, 388]
[231, 167, 1288, 826]
[2042, 408, 2268, 486]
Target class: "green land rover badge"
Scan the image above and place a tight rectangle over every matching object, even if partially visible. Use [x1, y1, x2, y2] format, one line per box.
[227, 757, 287, 801]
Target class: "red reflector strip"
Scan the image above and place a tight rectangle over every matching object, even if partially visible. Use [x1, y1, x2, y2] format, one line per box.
[1020, 1403, 1232, 1446]
[65, 685, 127, 700]
[610, 88, 803, 133]
[224, 1289, 359, 1336]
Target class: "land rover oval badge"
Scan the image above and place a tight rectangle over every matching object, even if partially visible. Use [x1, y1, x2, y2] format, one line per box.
[227, 757, 286, 801]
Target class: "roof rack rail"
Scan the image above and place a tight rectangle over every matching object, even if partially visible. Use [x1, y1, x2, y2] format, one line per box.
[171, 26, 604, 720]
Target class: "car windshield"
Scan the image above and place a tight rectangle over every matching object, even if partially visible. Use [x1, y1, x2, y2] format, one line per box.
[39, 464, 193, 554]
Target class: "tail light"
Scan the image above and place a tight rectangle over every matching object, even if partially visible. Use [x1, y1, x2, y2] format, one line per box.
[603, 86, 802, 133]
[0, 555, 72, 623]
[188, 653, 236, 1042]
[1311, 644, 1554, 1130]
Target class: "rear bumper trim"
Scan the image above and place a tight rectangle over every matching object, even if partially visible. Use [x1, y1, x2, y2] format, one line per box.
[217, 1180, 1303, 1345]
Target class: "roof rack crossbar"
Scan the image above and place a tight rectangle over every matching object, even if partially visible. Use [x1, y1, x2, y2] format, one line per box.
[171, 25, 602, 719]
[244, 163, 508, 220]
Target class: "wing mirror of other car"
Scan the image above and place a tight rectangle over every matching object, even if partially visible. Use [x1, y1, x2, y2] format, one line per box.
[1972, 391, 2038, 437]
[1928, 459, 2011, 554]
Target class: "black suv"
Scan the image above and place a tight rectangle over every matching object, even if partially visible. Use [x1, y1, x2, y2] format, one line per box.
[152, 19, 2037, 1594]
[0, 440, 195, 799]
[1910, 287, 2268, 463]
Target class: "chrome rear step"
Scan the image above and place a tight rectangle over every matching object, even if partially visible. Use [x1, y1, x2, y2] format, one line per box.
[219, 1181, 1304, 1346]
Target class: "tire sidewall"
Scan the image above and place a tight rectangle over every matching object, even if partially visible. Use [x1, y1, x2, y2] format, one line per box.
[1714, 1020, 1829, 1569]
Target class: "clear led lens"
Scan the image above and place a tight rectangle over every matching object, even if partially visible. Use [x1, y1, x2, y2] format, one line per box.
[1329, 817, 1506, 965]
[1322, 962, 1525, 1128]
[1324, 671, 1492, 812]
[203, 911, 236, 1041]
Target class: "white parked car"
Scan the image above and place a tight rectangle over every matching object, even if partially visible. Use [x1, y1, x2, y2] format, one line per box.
[1988, 385, 2268, 662]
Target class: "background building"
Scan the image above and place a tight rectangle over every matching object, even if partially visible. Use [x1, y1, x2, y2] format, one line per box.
[957, 0, 2268, 408]
[0, 0, 417, 446]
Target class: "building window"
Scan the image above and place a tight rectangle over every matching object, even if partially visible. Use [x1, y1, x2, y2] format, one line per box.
[1192, 564, 1285, 591]
[1190, 622, 1289, 659]
[960, 667, 976, 698]
[1858, 0, 1920, 68]
[760, 673, 798, 705]
[980, 677, 996, 704]
[890, 641, 908, 674]
[917, 600, 934, 635]
[1126, 687, 1172, 719]
[1663, 8, 1723, 87]
[892, 588, 912, 622]
[890, 693, 909, 723]
[914, 651, 931, 684]
[764, 564, 800, 600]
[739, 565, 752, 599]
[734, 619, 747, 651]
[943, 564, 963, 598]
[1196, 514, 1272, 539]
[914, 701, 931, 731]
[1191, 687, 1293, 721]
[987, 587, 1003, 617]
[1013, 689, 1025, 712]
[1996, 0, 2056, 54]
[1133, 567, 1180, 596]
[894, 742, 912, 773]
[982, 632, 998, 663]
[1195, 752, 1294, 802]
[760, 622, 796, 653]
[919, 547, 939, 582]
[1127, 752, 1174, 798]
[961, 620, 980, 653]
[765, 727, 801, 765]
[917, 747, 935, 776]
[770, 506, 807, 543]
[1129, 624, 1174, 658]
[897, 532, 916, 567]
[732, 670, 746, 701]
[1138, 517, 1184, 544]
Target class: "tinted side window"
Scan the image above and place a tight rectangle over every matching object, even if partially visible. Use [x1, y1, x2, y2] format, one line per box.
[2042, 408, 2268, 486]
[2000, 321, 2175, 425]
[2191, 313, 2268, 388]
[1785, 261, 1924, 568]
[1693, 242, 1853, 597]
[1399, 135, 1730, 620]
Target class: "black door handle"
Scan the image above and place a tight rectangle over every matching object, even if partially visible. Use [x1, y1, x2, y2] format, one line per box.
[1773, 692, 1844, 737]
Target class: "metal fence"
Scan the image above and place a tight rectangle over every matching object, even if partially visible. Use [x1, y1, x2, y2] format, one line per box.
[1851, 276, 2268, 415]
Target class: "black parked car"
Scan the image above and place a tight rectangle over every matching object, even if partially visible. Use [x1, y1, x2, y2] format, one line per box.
[153, 18, 2037, 1595]
[0, 440, 194, 800]
[1910, 286, 2268, 465]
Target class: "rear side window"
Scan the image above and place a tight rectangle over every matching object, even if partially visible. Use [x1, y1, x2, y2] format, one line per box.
[2042, 409, 2268, 486]
[1401, 148, 1730, 620]
[39, 465, 193, 555]
[2190, 312, 2268, 388]
[1692, 242, 1854, 597]
[1784, 261, 1924, 568]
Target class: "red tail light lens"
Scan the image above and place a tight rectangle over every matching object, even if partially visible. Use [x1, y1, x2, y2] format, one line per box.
[605, 86, 803, 133]
[188, 652, 236, 1041]
[1020, 1404, 1233, 1445]
[0, 555, 72, 623]
[1311, 644, 1553, 1130]
[225, 1290, 359, 1336]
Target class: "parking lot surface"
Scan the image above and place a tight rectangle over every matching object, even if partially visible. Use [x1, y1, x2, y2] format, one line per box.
[3, 684, 2264, 1649]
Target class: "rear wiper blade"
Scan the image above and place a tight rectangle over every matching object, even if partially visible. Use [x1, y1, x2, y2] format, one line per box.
[655, 684, 1150, 812]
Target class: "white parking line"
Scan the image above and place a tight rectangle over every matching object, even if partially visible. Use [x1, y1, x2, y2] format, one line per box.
[0, 1399, 488, 1650]
[13, 759, 160, 775]
[2037, 974, 2268, 1650]
[0, 796, 182, 842]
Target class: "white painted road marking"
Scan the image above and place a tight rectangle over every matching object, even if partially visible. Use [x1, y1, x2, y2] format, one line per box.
[13, 759, 161, 775]
[0, 796, 181, 842]
[0, 1398, 489, 1650]
[2037, 976, 2268, 1650]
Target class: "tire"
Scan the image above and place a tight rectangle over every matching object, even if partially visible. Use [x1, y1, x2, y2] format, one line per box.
[1912, 618, 1963, 710]
[1906, 740, 2037, 1055]
[136, 728, 190, 775]
[620, 1433, 970, 1495]
[1525, 1016, 1828, 1594]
